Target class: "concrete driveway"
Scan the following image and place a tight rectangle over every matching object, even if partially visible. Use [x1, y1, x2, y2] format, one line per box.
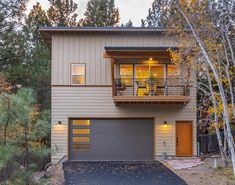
[63, 161, 187, 185]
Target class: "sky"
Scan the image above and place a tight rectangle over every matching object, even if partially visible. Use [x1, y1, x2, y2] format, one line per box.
[26, 0, 153, 26]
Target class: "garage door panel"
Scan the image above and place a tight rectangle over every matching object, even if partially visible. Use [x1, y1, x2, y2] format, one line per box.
[69, 118, 154, 160]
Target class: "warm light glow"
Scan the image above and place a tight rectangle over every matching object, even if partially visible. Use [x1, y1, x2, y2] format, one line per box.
[149, 58, 153, 61]
[72, 120, 90, 125]
[163, 121, 168, 126]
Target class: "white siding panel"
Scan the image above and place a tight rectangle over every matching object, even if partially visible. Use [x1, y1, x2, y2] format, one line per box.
[51, 86, 197, 163]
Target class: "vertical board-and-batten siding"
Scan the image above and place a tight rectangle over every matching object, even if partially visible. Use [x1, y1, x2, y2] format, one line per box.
[51, 32, 197, 163]
[52, 33, 177, 85]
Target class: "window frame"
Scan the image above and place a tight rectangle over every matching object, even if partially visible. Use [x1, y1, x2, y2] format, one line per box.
[71, 63, 86, 85]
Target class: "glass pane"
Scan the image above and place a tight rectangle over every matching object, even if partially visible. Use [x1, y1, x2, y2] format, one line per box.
[72, 64, 85, 75]
[73, 144, 90, 150]
[72, 75, 85, 84]
[150, 65, 164, 79]
[168, 65, 180, 78]
[72, 136, 90, 142]
[120, 75, 133, 86]
[120, 65, 133, 76]
[72, 129, 90, 134]
[72, 120, 90, 125]
[135, 65, 149, 79]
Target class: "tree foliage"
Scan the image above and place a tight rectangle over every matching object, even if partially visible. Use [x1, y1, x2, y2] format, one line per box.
[165, 0, 235, 173]
[47, 0, 79, 26]
[141, 0, 172, 27]
[80, 0, 120, 26]
[0, 88, 50, 183]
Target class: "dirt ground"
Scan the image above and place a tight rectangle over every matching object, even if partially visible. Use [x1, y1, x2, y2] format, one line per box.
[163, 158, 235, 185]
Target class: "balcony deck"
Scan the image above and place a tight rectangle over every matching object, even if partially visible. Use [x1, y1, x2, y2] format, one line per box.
[113, 95, 190, 105]
[113, 78, 191, 106]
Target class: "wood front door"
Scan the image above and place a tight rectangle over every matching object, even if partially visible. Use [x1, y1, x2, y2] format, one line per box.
[176, 121, 193, 157]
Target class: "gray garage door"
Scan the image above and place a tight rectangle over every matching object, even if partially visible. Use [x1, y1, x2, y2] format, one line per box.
[69, 118, 154, 161]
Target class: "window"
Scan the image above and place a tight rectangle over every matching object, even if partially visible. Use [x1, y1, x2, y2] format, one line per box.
[72, 120, 90, 126]
[120, 64, 133, 86]
[150, 65, 164, 79]
[73, 144, 90, 150]
[167, 65, 181, 79]
[72, 136, 90, 142]
[72, 129, 90, 135]
[135, 64, 165, 79]
[71, 64, 85, 85]
[71, 119, 91, 150]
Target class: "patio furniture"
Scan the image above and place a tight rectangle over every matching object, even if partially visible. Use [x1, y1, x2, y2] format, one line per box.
[146, 78, 157, 96]
[136, 80, 147, 96]
[115, 79, 126, 96]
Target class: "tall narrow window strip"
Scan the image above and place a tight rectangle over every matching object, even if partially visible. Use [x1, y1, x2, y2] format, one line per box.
[71, 64, 86, 85]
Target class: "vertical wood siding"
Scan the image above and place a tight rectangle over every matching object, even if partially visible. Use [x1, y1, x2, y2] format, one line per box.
[51, 33, 177, 86]
[51, 32, 197, 163]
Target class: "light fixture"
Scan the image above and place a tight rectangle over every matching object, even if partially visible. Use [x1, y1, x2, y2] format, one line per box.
[57, 120, 62, 125]
[149, 57, 153, 61]
[163, 121, 168, 126]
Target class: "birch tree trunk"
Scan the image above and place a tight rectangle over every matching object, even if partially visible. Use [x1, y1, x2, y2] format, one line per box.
[206, 68, 228, 166]
[174, 4, 235, 175]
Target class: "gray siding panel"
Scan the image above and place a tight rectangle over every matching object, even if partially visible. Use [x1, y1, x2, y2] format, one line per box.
[51, 33, 177, 85]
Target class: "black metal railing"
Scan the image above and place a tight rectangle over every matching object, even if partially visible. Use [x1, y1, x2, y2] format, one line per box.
[114, 78, 190, 96]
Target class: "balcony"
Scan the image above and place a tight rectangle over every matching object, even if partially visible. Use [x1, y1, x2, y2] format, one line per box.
[113, 78, 190, 105]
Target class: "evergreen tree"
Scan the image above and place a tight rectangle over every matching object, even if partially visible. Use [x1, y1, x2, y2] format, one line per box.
[81, 0, 120, 26]
[141, 0, 172, 27]
[125, 19, 133, 27]
[47, 0, 79, 26]
[26, 2, 51, 41]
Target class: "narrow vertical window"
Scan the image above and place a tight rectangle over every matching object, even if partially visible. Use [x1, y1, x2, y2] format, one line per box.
[71, 64, 85, 85]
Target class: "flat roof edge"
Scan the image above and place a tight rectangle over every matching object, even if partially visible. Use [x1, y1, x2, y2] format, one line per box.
[39, 26, 172, 33]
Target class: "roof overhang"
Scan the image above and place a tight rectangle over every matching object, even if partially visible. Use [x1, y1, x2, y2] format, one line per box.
[39, 26, 175, 48]
[103, 46, 177, 59]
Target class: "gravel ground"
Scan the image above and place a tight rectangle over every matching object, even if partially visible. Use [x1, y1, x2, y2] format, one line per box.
[51, 159, 235, 185]
[63, 161, 187, 185]
[163, 158, 235, 185]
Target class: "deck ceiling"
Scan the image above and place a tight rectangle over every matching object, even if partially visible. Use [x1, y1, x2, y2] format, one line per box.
[113, 96, 190, 106]
[103, 47, 177, 59]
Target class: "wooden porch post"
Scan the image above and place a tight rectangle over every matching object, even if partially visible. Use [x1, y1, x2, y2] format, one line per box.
[111, 59, 116, 96]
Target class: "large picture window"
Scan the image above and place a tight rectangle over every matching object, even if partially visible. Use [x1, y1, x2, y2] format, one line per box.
[120, 64, 133, 86]
[71, 64, 85, 85]
[167, 64, 181, 79]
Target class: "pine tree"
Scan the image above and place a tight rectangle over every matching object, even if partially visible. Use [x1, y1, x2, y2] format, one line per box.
[81, 0, 120, 26]
[141, 0, 172, 27]
[125, 19, 133, 27]
[26, 2, 51, 41]
[47, 0, 78, 26]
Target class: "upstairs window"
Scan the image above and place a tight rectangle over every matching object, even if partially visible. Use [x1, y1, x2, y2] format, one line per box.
[167, 64, 181, 79]
[120, 64, 133, 86]
[71, 64, 85, 85]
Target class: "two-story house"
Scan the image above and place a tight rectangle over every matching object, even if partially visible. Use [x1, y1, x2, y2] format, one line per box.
[40, 27, 197, 163]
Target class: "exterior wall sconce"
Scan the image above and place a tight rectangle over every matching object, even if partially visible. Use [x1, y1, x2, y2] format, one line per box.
[57, 120, 62, 125]
[163, 121, 168, 126]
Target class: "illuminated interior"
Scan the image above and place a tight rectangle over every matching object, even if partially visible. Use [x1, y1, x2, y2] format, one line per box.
[71, 64, 86, 84]
[119, 64, 180, 80]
